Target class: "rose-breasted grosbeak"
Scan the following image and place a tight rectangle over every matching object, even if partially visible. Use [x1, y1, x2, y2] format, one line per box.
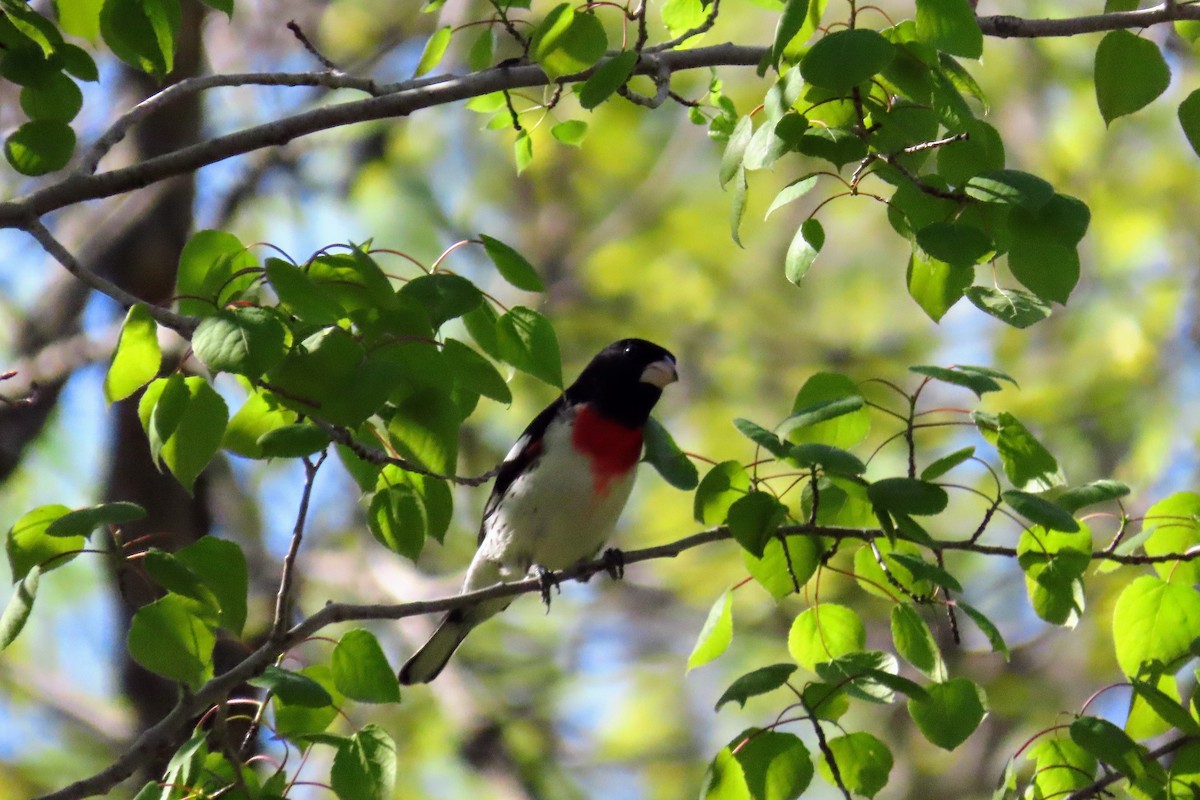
[398, 338, 678, 685]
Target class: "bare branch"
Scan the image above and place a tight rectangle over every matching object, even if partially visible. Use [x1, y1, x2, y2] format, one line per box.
[22, 220, 200, 335]
[270, 452, 326, 641]
[977, 2, 1200, 38]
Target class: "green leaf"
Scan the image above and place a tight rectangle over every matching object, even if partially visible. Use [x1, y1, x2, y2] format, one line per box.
[332, 629, 401, 703]
[1142, 491, 1200, 583]
[550, 119, 588, 146]
[906, 247, 971, 322]
[788, 603, 865, 671]
[660, 0, 707, 41]
[192, 307, 287, 378]
[479, 234, 545, 292]
[442, 338, 511, 404]
[496, 306, 562, 388]
[964, 169, 1053, 209]
[687, 589, 733, 671]
[715, 664, 797, 711]
[729, 165, 748, 247]
[331, 725, 397, 800]
[642, 416, 698, 490]
[6, 505, 80, 581]
[955, 602, 1007, 659]
[1112, 576, 1200, 677]
[1026, 737, 1097, 799]
[936, 118, 1004, 185]
[720, 116, 752, 188]
[920, 446, 975, 481]
[267, 328, 398, 426]
[198, 0, 231, 15]
[915, 0, 981, 59]
[104, 304, 161, 403]
[732, 730, 813, 800]
[20, 71, 83, 122]
[815, 650, 922, 703]
[800, 29, 894, 92]
[784, 218, 824, 285]
[978, 411, 1064, 490]
[174, 537, 247, 635]
[467, 26, 494, 71]
[579, 50, 638, 109]
[256, 424, 330, 458]
[414, 26, 451, 77]
[1007, 235, 1079, 306]
[377, 466, 453, 545]
[911, 364, 1001, 397]
[771, 0, 812, 65]
[891, 604, 946, 681]
[743, 534, 821, 600]
[886, 552, 963, 592]
[251, 665, 335, 707]
[99, 0, 180, 78]
[783, 374, 869, 449]
[816, 732, 893, 799]
[396, 272, 483, 330]
[907, 678, 987, 750]
[176, 230, 257, 319]
[5, 120, 74, 175]
[700, 744, 749, 800]
[868, 477, 948, 516]
[529, 4, 607, 80]
[514, 130, 533, 173]
[46, 501, 146, 537]
[787, 443, 866, 476]
[368, 483, 427, 560]
[222, 388, 298, 458]
[143, 549, 221, 624]
[727, 492, 787, 558]
[765, 174, 819, 219]
[1069, 717, 1150, 779]
[273, 665, 343, 739]
[463, 301, 502, 360]
[964, 285, 1051, 328]
[914, 222, 993, 267]
[1094, 30, 1170, 125]
[387, 389, 460, 476]
[56, 0, 104, 40]
[128, 593, 215, 688]
[1003, 490, 1078, 532]
[1180, 89, 1200, 158]
[142, 376, 229, 492]
[1054, 479, 1130, 514]
[694, 460, 751, 525]
[1130, 678, 1200, 735]
[733, 418, 789, 459]
[0, 567, 39, 651]
[264, 258, 344, 324]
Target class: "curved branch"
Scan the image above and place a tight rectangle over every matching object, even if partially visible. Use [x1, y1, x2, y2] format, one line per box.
[977, 2, 1200, 38]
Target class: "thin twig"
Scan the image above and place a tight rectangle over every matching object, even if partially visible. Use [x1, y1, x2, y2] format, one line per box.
[1063, 735, 1196, 800]
[22, 219, 200, 335]
[271, 452, 327, 641]
[312, 418, 499, 486]
[977, 2, 1200, 38]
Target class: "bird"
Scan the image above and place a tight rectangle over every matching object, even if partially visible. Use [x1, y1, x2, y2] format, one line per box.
[398, 338, 678, 685]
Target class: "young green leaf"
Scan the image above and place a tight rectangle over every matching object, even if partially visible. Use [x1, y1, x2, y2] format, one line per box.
[743, 534, 821, 600]
[783, 374, 869, 448]
[1094, 30, 1170, 125]
[814, 650, 922, 703]
[529, 4, 607, 79]
[5, 120, 75, 175]
[788, 603, 865, 671]
[733, 418, 789, 459]
[733, 730, 814, 800]
[1112, 576, 1200, 677]
[915, 0, 982, 59]
[176, 230, 257, 319]
[964, 169, 1053, 209]
[891, 604, 946, 680]
[868, 477, 948, 517]
[687, 589, 733, 671]
[1142, 491, 1200, 583]
[46, 501, 146, 538]
[771, 0, 812, 65]
[642, 416, 698, 490]
[719, 116, 752, 188]
[127, 593, 215, 688]
[332, 725, 398, 800]
[273, 665, 343, 740]
[550, 119, 588, 147]
[368, 483, 427, 560]
[715, 663, 797, 711]
[816, 732, 893, 799]
[982, 411, 1065, 490]
[1069, 716, 1150, 779]
[256, 424, 331, 458]
[914, 221, 993, 267]
[906, 247, 971, 322]
[1026, 737, 1096, 800]
[6, 504, 80, 582]
[964, 286, 1051, 328]
[514, 129, 533, 173]
[920, 446, 975, 481]
[578, 50, 638, 109]
[1180, 89, 1200, 158]
[1003, 490, 1079, 532]
[694, 460, 751, 525]
[784, 217, 824, 285]
[192, 307, 287, 379]
[0, 567, 39, 651]
[414, 26, 451, 77]
[479, 234, 545, 292]
[727, 492, 787, 558]
[174, 537, 248, 635]
[765, 174, 819, 219]
[787, 443, 866, 476]
[910, 364, 1001, 397]
[251, 665, 335, 707]
[332, 629, 402, 703]
[907, 678, 987, 750]
[496, 306, 562, 388]
[958, 602, 1008, 660]
[800, 29, 894, 92]
[146, 376, 229, 492]
[100, 0, 180, 78]
[105, 304, 161, 403]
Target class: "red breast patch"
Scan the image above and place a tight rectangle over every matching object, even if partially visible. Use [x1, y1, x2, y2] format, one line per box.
[571, 404, 644, 493]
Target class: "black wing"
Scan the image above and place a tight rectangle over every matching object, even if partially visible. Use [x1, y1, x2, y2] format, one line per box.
[477, 395, 568, 546]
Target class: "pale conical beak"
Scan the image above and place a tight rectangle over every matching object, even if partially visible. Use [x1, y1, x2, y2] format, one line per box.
[641, 358, 679, 389]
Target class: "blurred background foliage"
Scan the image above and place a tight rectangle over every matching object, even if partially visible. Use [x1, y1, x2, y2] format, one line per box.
[1, 0, 1200, 798]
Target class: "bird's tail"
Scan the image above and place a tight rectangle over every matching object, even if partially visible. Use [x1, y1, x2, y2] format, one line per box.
[398, 612, 471, 685]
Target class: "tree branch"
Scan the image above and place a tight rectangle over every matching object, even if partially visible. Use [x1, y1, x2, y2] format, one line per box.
[34, 514, 1200, 800]
[0, 45, 766, 229]
[1064, 735, 1197, 800]
[977, 2, 1200, 38]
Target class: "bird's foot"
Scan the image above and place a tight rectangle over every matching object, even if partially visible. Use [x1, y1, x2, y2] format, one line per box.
[531, 564, 560, 612]
[601, 547, 626, 581]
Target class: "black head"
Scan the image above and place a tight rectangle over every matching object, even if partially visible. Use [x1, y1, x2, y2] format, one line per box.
[565, 338, 678, 427]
